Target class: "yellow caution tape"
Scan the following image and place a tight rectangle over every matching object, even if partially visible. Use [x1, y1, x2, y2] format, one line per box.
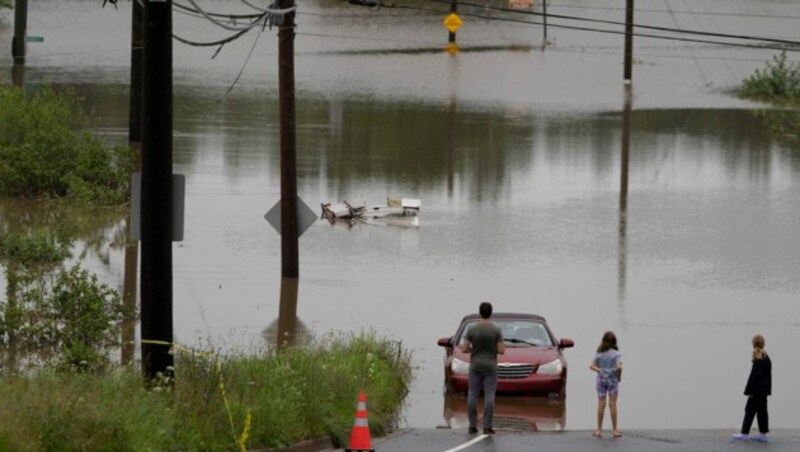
[141, 339, 251, 452]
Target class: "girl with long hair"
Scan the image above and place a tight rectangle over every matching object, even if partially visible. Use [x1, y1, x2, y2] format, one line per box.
[732, 334, 772, 442]
[589, 331, 623, 438]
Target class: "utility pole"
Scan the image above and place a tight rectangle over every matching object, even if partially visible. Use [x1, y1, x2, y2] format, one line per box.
[542, 0, 548, 45]
[140, 0, 174, 381]
[122, 0, 144, 367]
[12, 0, 28, 63]
[448, 0, 457, 43]
[624, 0, 634, 83]
[278, 0, 299, 278]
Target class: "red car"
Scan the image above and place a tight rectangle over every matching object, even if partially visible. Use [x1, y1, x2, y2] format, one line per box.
[437, 313, 574, 398]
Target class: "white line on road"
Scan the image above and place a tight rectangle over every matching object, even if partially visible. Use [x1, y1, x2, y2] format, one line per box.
[443, 434, 488, 452]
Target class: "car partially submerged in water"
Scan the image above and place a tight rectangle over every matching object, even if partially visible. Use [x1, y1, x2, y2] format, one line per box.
[437, 313, 574, 398]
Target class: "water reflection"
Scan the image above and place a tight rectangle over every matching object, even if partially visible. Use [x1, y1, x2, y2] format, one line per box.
[618, 86, 631, 310]
[11, 64, 24, 88]
[442, 394, 566, 432]
[262, 277, 312, 348]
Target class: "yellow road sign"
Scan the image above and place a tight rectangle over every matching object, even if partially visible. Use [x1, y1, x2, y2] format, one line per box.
[443, 13, 463, 33]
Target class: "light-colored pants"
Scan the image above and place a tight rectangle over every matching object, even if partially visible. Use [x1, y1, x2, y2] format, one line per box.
[467, 369, 498, 429]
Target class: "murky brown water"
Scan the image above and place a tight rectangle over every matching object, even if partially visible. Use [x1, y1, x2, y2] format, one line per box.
[2, 0, 799, 432]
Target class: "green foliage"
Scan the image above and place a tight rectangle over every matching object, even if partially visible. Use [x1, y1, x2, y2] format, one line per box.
[740, 52, 800, 147]
[0, 0, 11, 10]
[0, 230, 71, 272]
[751, 109, 800, 146]
[0, 263, 128, 370]
[0, 370, 175, 452]
[0, 85, 134, 205]
[1, 228, 129, 371]
[0, 332, 413, 451]
[740, 52, 800, 104]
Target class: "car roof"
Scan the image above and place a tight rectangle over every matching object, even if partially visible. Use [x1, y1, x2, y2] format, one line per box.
[460, 312, 546, 322]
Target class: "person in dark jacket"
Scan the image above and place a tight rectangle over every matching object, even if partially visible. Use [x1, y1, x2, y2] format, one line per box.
[732, 334, 771, 442]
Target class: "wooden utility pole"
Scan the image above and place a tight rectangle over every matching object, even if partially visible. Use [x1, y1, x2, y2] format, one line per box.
[141, 0, 174, 381]
[278, 0, 299, 278]
[122, 0, 144, 367]
[624, 0, 634, 83]
[542, 0, 548, 44]
[12, 0, 28, 63]
[448, 0, 457, 43]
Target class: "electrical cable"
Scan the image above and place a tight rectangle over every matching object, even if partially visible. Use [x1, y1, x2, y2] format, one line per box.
[542, 2, 800, 21]
[173, 27, 252, 48]
[426, 0, 800, 47]
[176, 17, 269, 114]
[172, 1, 263, 20]
[361, 2, 800, 52]
[184, 0, 272, 31]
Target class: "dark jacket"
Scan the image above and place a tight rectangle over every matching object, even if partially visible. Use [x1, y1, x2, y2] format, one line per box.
[744, 353, 772, 396]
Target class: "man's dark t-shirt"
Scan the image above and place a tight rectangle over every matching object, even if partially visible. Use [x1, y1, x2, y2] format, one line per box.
[464, 322, 503, 374]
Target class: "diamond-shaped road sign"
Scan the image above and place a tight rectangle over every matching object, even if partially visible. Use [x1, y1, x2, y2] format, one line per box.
[264, 197, 318, 237]
[443, 13, 463, 33]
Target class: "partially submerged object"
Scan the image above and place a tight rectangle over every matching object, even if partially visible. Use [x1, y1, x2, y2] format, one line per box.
[321, 197, 420, 227]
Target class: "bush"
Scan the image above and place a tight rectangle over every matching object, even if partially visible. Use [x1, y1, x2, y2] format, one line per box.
[1, 229, 129, 372]
[740, 52, 800, 104]
[0, 85, 134, 205]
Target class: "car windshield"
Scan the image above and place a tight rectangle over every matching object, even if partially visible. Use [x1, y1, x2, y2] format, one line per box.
[458, 319, 554, 347]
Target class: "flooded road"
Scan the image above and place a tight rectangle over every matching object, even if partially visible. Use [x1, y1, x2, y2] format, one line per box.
[1, 0, 799, 432]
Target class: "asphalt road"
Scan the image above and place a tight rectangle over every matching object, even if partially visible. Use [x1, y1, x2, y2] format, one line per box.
[325, 429, 800, 452]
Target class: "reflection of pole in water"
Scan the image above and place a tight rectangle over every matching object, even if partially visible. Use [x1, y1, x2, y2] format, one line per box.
[618, 86, 632, 306]
[446, 55, 459, 198]
[121, 0, 144, 367]
[447, 97, 455, 197]
[277, 277, 299, 348]
[262, 277, 311, 349]
[12, 63, 25, 88]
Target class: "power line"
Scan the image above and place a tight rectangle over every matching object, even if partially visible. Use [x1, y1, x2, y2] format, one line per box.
[543, 3, 800, 21]
[427, 0, 800, 48]
[354, 1, 800, 52]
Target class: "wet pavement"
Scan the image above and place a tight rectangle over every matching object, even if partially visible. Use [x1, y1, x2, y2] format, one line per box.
[327, 428, 800, 452]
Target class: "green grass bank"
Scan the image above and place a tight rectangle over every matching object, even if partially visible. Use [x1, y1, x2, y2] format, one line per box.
[0, 332, 413, 451]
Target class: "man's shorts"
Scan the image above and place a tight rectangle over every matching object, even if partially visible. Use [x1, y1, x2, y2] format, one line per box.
[596, 375, 619, 398]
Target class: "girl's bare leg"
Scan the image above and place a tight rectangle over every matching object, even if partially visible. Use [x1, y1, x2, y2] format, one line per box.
[596, 397, 606, 433]
[609, 394, 619, 435]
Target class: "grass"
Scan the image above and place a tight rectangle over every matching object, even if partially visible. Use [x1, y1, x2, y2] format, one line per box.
[0, 331, 413, 451]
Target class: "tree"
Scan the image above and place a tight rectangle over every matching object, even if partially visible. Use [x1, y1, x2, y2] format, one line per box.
[0, 85, 134, 205]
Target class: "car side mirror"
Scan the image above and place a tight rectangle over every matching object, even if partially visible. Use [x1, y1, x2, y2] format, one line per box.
[437, 337, 453, 348]
[558, 338, 575, 349]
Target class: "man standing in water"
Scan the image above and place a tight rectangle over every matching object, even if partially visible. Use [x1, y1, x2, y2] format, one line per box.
[461, 301, 505, 434]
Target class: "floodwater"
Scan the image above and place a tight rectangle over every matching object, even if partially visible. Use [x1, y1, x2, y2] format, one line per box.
[1, 0, 800, 432]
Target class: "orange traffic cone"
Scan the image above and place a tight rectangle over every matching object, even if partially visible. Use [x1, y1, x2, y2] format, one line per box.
[345, 391, 375, 452]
